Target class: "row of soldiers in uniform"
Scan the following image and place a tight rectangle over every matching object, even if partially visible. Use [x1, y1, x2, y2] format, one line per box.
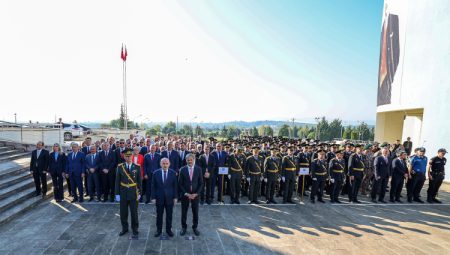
[29, 134, 447, 205]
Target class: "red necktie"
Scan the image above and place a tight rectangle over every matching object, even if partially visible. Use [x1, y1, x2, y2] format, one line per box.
[189, 167, 193, 192]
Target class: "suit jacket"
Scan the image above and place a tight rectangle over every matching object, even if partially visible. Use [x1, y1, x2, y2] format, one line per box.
[81, 146, 93, 155]
[198, 153, 216, 175]
[178, 150, 188, 168]
[211, 150, 228, 174]
[151, 168, 178, 205]
[178, 165, 203, 196]
[161, 150, 180, 172]
[374, 155, 391, 179]
[85, 153, 100, 174]
[30, 149, 50, 173]
[115, 147, 126, 165]
[139, 146, 149, 156]
[66, 151, 86, 176]
[391, 157, 407, 177]
[143, 152, 161, 176]
[98, 149, 116, 171]
[48, 152, 66, 175]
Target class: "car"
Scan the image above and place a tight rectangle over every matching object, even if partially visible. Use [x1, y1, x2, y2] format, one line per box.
[78, 124, 92, 135]
[49, 123, 84, 141]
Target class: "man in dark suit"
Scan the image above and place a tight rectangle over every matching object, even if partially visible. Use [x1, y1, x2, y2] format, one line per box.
[178, 142, 188, 168]
[30, 141, 50, 198]
[151, 158, 178, 237]
[390, 151, 408, 202]
[377, 3, 400, 106]
[178, 154, 203, 236]
[66, 143, 86, 203]
[160, 142, 180, 174]
[85, 146, 101, 201]
[199, 146, 216, 205]
[372, 147, 391, 203]
[82, 137, 93, 196]
[48, 143, 66, 202]
[143, 144, 161, 203]
[211, 143, 228, 203]
[115, 139, 127, 165]
[98, 142, 117, 202]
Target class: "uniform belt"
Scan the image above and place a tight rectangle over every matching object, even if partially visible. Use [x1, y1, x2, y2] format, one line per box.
[285, 168, 296, 171]
[120, 182, 137, 188]
[352, 168, 364, 171]
[299, 163, 309, 166]
[249, 171, 261, 175]
[267, 169, 278, 173]
[230, 167, 243, 172]
[332, 170, 344, 173]
[315, 172, 326, 176]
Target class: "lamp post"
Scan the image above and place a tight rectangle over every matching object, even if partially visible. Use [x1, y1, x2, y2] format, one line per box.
[190, 116, 197, 137]
[314, 117, 320, 140]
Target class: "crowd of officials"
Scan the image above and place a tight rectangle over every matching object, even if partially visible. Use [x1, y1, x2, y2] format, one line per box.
[29, 134, 447, 237]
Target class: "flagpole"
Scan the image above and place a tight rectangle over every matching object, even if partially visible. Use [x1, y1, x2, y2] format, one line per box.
[124, 58, 128, 131]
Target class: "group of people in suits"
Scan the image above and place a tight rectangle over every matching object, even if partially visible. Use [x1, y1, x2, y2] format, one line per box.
[30, 134, 446, 238]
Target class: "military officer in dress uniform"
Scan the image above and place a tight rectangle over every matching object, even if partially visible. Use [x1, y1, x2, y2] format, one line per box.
[281, 146, 297, 204]
[328, 149, 345, 203]
[115, 149, 142, 238]
[296, 146, 310, 197]
[264, 148, 280, 204]
[348, 144, 365, 203]
[245, 146, 264, 204]
[310, 149, 328, 203]
[226, 146, 246, 204]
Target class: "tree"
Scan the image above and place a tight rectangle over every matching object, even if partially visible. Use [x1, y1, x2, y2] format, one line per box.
[292, 126, 299, 138]
[181, 125, 193, 136]
[342, 126, 353, 140]
[195, 125, 204, 136]
[258, 125, 274, 136]
[328, 119, 343, 140]
[278, 124, 290, 137]
[162, 121, 176, 134]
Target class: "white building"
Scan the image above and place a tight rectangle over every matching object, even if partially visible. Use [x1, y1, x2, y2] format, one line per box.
[375, 0, 450, 181]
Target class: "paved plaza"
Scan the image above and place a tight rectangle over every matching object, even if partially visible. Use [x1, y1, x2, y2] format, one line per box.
[1, 184, 449, 255]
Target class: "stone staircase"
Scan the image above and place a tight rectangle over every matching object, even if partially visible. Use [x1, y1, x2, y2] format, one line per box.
[0, 141, 55, 225]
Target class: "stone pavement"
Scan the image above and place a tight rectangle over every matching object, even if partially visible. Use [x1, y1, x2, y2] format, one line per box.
[0, 184, 449, 255]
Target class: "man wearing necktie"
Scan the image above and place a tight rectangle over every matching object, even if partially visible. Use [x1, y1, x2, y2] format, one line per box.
[30, 141, 50, 198]
[85, 146, 101, 202]
[390, 151, 408, 203]
[178, 154, 203, 236]
[115, 149, 142, 238]
[66, 143, 86, 203]
[372, 146, 391, 203]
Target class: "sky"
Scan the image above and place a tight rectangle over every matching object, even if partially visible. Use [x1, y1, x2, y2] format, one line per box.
[0, 0, 383, 124]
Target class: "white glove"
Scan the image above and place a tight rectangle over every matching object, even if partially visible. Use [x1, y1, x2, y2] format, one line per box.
[312, 178, 317, 181]
[330, 179, 335, 183]
[137, 195, 141, 201]
[115, 195, 120, 202]
[264, 178, 268, 183]
[281, 177, 285, 182]
[246, 177, 250, 182]
[228, 174, 231, 179]
[277, 177, 281, 182]
[260, 176, 264, 181]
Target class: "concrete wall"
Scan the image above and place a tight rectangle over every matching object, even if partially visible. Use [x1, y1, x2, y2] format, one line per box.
[0, 128, 64, 146]
[376, 0, 450, 180]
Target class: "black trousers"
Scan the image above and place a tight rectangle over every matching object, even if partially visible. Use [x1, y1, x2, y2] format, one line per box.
[84, 174, 89, 195]
[65, 176, 72, 196]
[32, 171, 47, 195]
[181, 197, 199, 229]
[371, 177, 388, 201]
[100, 171, 114, 200]
[248, 175, 261, 202]
[331, 179, 343, 202]
[51, 172, 64, 200]
[156, 201, 173, 232]
[120, 199, 139, 233]
[311, 176, 325, 201]
[390, 175, 404, 200]
[427, 174, 444, 200]
[283, 177, 295, 202]
[350, 177, 363, 202]
[230, 174, 242, 202]
[408, 173, 425, 200]
[201, 176, 211, 202]
[265, 177, 276, 201]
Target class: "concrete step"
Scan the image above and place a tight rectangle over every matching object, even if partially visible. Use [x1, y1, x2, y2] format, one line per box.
[0, 165, 30, 180]
[0, 177, 36, 201]
[0, 171, 32, 189]
[0, 180, 56, 225]
[0, 146, 14, 152]
[0, 152, 30, 163]
[0, 150, 22, 157]
[0, 178, 53, 214]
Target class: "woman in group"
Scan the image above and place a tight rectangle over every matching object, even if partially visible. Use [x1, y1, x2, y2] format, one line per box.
[48, 143, 67, 202]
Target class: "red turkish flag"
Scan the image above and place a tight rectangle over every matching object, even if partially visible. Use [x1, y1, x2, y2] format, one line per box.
[124, 46, 128, 61]
[121, 45, 126, 61]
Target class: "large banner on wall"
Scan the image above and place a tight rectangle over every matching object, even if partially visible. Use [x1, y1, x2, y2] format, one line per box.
[377, 1, 401, 106]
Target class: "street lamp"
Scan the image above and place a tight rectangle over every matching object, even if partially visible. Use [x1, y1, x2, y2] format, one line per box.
[190, 116, 197, 137]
